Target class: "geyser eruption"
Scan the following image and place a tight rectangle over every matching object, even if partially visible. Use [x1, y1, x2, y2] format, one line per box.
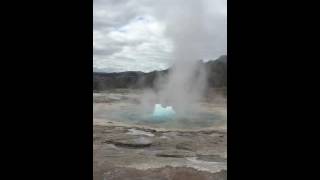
[152, 104, 176, 121]
[150, 0, 209, 118]
[155, 60, 207, 117]
[138, 0, 225, 120]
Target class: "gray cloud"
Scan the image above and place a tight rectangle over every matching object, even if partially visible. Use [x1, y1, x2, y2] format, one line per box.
[93, 0, 227, 72]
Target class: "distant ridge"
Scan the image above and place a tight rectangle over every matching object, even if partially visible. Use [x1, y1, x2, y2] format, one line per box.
[93, 55, 227, 91]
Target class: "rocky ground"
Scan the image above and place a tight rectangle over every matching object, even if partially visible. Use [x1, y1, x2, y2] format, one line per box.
[93, 91, 227, 180]
[93, 124, 227, 180]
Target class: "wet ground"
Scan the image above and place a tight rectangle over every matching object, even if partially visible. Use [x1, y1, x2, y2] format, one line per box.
[93, 90, 227, 180]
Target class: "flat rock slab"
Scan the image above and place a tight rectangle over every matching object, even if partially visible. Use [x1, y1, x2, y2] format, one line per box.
[126, 128, 155, 137]
[105, 136, 153, 148]
[156, 150, 195, 158]
[196, 154, 227, 162]
[176, 142, 197, 151]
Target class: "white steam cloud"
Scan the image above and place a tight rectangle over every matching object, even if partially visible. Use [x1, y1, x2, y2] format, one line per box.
[138, 0, 226, 116]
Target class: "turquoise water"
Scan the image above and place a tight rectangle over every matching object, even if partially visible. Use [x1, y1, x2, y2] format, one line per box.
[152, 104, 176, 121]
[93, 103, 226, 130]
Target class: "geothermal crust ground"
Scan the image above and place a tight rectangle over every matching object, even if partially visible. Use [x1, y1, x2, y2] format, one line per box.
[93, 89, 227, 180]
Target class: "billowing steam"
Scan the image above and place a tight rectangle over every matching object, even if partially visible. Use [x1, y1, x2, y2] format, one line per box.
[138, 0, 225, 118]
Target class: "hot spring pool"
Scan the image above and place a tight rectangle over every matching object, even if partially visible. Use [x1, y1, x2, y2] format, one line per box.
[93, 102, 227, 130]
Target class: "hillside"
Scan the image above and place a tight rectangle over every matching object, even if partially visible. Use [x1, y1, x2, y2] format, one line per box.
[93, 55, 227, 91]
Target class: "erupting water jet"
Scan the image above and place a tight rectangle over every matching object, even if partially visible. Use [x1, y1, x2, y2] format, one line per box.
[152, 104, 176, 121]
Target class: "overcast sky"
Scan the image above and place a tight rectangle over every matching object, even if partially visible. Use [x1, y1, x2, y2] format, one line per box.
[93, 0, 227, 72]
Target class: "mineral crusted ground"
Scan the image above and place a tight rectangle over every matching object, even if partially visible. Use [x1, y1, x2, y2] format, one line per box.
[93, 91, 227, 180]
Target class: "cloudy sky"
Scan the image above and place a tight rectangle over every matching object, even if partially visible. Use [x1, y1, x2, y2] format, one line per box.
[93, 0, 227, 72]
